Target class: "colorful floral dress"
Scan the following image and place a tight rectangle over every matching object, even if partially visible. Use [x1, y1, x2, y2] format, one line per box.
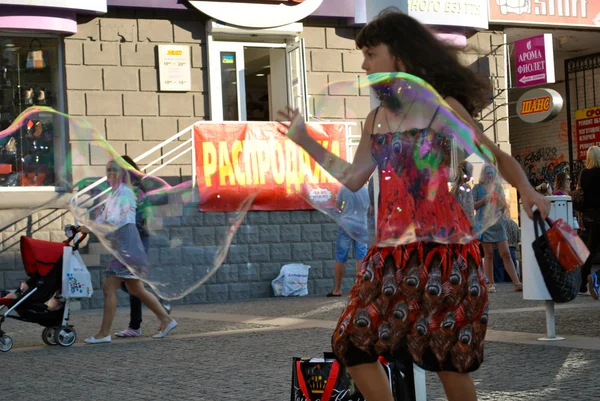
[331, 125, 489, 373]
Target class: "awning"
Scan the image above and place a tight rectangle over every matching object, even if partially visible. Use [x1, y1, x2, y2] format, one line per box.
[0, 6, 77, 34]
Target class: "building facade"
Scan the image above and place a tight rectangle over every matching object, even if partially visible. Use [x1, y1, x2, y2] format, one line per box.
[0, 0, 568, 307]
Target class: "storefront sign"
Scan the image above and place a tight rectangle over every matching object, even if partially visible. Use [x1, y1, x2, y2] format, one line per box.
[158, 45, 191, 92]
[516, 88, 563, 123]
[194, 122, 348, 211]
[0, 0, 107, 13]
[514, 34, 555, 88]
[357, 0, 488, 29]
[490, 0, 600, 28]
[576, 106, 600, 160]
[188, 0, 323, 28]
[406, 0, 489, 29]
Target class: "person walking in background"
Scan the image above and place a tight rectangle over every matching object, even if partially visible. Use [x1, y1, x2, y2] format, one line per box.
[114, 155, 172, 338]
[327, 184, 370, 297]
[493, 213, 521, 283]
[82, 159, 177, 344]
[577, 146, 600, 298]
[552, 172, 571, 196]
[473, 164, 523, 293]
[451, 160, 475, 227]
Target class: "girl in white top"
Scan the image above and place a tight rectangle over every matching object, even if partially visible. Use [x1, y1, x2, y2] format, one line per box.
[82, 159, 177, 344]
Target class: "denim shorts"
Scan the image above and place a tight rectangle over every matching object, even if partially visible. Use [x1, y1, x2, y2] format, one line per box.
[335, 227, 368, 263]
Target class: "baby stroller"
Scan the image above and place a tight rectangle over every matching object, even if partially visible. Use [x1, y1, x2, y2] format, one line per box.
[0, 227, 88, 352]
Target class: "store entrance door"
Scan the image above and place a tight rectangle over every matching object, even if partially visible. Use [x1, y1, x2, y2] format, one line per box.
[207, 22, 308, 122]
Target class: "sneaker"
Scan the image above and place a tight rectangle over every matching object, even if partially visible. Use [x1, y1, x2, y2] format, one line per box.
[587, 274, 600, 300]
[115, 327, 141, 338]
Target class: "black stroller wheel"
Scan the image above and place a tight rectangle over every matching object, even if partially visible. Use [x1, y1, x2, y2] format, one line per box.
[0, 335, 13, 352]
[42, 327, 58, 346]
[55, 326, 76, 347]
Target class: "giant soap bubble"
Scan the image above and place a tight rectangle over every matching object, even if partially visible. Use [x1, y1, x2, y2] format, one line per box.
[306, 72, 505, 246]
[1, 72, 506, 301]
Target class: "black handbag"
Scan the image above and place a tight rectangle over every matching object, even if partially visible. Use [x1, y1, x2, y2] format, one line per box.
[291, 353, 414, 401]
[532, 211, 582, 303]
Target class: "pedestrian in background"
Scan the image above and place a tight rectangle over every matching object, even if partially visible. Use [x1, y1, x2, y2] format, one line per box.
[115, 155, 172, 338]
[327, 184, 370, 297]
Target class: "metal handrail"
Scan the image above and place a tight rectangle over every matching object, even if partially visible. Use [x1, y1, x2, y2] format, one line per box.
[71, 123, 197, 218]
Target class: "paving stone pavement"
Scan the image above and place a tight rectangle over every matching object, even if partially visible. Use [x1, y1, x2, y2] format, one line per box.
[1, 283, 600, 400]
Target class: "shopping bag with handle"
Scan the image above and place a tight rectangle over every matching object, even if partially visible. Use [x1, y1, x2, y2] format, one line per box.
[62, 246, 93, 299]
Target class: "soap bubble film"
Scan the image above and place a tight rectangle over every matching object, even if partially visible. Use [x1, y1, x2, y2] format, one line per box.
[3, 72, 505, 301]
[310, 72, 505, 246]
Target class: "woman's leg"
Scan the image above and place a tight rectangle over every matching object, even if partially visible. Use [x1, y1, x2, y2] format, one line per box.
[496, 240, 522, 287]
[124, 279, 173, 330]
[481, 243, 495, 286]
[94, 276, 122, 338]
[347, 362, 394, 401]
[438, 371, 478, 401]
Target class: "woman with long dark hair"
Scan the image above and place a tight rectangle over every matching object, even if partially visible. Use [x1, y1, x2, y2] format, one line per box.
[277, 9, 550, 401]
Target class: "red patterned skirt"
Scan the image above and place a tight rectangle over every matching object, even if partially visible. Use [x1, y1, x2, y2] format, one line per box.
[331, 241, 488, 373]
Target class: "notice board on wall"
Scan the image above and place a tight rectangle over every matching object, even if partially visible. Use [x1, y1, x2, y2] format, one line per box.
[157, 45, 191, 92]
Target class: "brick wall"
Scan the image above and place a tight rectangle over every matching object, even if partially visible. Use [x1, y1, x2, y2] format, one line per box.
[302, 23, 368, 154]
[65, 9, 209, 185]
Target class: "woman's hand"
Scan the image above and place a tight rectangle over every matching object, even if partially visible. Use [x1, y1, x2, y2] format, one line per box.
[276, 106, 310, 146]
[520, 187, 551, 219]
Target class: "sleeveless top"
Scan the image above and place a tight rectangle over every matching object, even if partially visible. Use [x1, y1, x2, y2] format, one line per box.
[369, 107, 473, 245]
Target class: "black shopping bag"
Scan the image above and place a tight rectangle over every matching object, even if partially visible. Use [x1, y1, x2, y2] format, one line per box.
[532, 211, 583, 303]
[291, 353, 414, 401]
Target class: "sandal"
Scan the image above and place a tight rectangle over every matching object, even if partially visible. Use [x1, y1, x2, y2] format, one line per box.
[326, 291, 342, 297]
[514, 283, 523, 292]
[486, 284, 496, 293]
[115, 327, 141, 338]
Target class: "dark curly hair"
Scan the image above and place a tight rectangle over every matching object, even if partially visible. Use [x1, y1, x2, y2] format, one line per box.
[356, 8, 491, 116]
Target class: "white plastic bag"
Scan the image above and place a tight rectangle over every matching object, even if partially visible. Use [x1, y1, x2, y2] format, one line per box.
[62, 247, 93, 299]
[271, 263, 310, 297]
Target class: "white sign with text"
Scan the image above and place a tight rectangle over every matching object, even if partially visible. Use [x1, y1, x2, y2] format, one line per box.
[158, 45, 192, 92]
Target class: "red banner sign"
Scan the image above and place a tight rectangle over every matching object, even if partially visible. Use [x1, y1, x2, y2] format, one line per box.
[576, 106, 600, 160]
[194, 122, 348, 211]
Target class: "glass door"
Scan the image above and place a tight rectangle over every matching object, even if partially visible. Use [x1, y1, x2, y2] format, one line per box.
[208, 42, 246, 121]
[285, 39, 308, 117]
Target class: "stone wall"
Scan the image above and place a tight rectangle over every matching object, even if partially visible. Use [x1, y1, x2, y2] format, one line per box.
[65, 9, 209, 185]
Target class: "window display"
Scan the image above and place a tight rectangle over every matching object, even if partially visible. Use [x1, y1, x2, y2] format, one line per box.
[0, 37, 60, 187]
